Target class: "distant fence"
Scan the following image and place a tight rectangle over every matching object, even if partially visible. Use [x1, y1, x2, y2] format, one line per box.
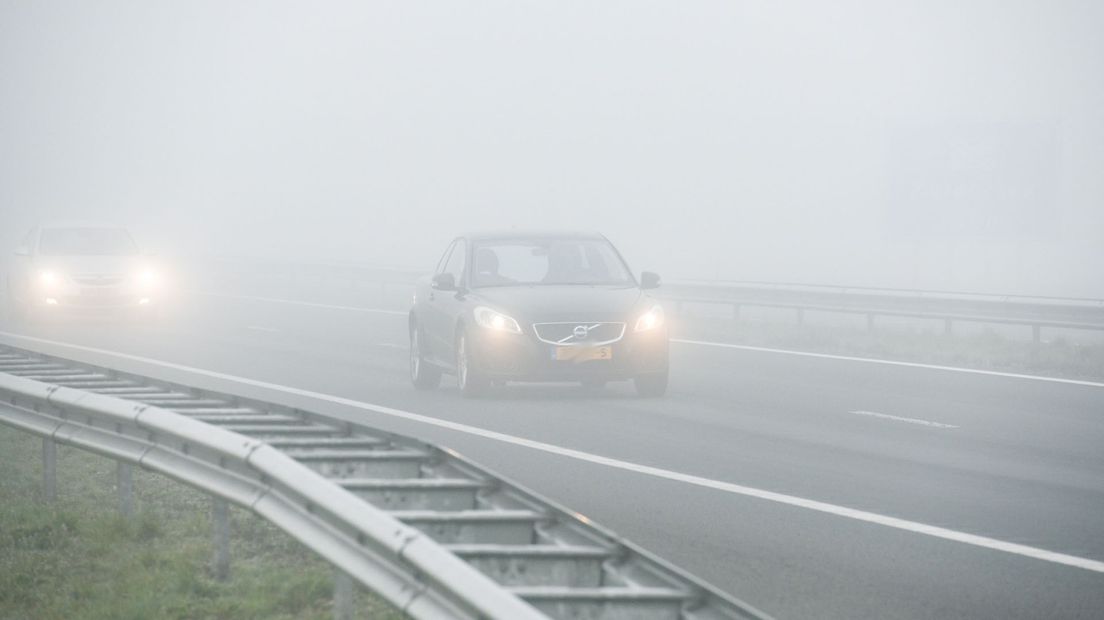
[193, 256, 1104, 342]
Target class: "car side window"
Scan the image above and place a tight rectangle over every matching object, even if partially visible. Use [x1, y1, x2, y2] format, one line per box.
[435, 241, 456, 274]
[443, 239, 467, 284]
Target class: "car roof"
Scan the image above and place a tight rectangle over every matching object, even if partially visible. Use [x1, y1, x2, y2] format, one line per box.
[462, 230, 607, 242]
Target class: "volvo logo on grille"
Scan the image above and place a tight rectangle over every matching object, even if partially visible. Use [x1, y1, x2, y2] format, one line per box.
[536, 322, 626, 345]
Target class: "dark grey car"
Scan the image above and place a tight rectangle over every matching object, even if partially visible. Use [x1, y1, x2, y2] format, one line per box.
[408, 232, 668, 397]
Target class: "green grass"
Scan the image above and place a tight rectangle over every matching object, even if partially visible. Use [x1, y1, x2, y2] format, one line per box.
[677, 317, 1104, 381]
[0, 425, 402, 620]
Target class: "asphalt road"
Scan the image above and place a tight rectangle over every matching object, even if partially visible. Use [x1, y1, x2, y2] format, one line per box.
[2, 288, 1103, 620]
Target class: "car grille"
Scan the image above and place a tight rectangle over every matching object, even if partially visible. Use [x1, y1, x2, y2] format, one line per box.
[71, 274, 126, 286]
[533, 322, 626, 345]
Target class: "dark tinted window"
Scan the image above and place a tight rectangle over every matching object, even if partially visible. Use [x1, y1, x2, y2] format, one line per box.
[443, 239, 467, 283]
[435, 240, 456, 274]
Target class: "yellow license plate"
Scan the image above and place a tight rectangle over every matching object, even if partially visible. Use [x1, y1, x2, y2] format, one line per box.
[554, 346, 612, 362]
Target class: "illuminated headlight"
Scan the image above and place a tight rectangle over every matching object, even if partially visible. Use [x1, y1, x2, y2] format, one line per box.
[634, 305, 665, 332]
[39, 270, 61, 288]
[135, 268, 159, 287]
[474, 306, 522, 334]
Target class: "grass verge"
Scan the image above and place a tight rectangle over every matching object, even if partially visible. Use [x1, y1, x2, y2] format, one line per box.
[0, 424, 402, 620]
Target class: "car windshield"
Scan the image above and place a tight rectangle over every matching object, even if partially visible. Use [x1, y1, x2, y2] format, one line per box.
[470, 239, 634, 287]
[38, 227, 139, 256]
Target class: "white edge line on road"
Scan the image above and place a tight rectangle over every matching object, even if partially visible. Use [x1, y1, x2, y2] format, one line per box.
[198, 293, 1104, 386]
[1, 330, 1102, 575]
[197, 291, 408, 316]
[195, 291, 1104, 387]
[849, 410, 959, 429]
[672, 338, 1104, 388]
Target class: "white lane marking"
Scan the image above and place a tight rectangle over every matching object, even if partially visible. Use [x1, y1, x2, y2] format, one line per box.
[377, 343, 406, 350]
[2, 331, 1102, 575]
[196, 292, 1104, 387]
[197, 291, 407, 316]
[849, 410, 959, 429]
[245, 325, 280, 333]
[673, 338, 1104, 388]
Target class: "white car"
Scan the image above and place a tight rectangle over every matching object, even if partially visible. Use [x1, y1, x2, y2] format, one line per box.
[6, 224, 163, 321]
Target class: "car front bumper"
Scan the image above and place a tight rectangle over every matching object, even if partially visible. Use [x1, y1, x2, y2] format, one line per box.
[25, 288, 159, 319]
[469, 327, 669, 381]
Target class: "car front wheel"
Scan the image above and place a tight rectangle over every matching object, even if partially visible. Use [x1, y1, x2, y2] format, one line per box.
[410, 327, 442, 390]
[456, 330, 489, 397]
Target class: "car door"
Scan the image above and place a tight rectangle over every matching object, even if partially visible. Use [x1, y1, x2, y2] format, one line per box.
[426, 238, 469, 367]
[420, 239, 456, 362]
[415, 240, 454, 359]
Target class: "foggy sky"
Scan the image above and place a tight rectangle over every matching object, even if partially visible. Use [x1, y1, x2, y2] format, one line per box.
[2, 1, 1102, 295]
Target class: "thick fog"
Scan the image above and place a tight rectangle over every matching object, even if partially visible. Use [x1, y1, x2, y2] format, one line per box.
[2, 1, 1102, 295]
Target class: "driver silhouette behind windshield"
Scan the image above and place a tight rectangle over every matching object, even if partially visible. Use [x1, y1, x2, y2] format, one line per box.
[543, 243, 589, 284]
[474, 247, 514, 285]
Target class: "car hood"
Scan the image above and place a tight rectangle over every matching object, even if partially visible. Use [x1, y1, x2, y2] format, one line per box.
[34, 255, 144, 277]
[471, 285, 647, 323]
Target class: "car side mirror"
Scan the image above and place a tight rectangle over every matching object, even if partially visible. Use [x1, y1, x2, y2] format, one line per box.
[640, 271, 661, 290]
[432, 273, 457, 291]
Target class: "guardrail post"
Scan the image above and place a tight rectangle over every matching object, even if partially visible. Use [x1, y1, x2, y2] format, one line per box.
[42, 437, 57, 502]
[117, 462, 134, 517]
[944, 318, 952, 336]
[211, 497, 230, 581]
[732, 304, 740, 321]
[1032, 324, 1041, 344]
[333, 569, 354, 620]
[866, 313, 875, 332]
[796, 308, 805, 326]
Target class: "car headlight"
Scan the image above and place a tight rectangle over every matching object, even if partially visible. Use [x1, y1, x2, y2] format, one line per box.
[135, 268, 159, 286]
[635, 304, 665, 332]
[39, 270, 61, 288]
[474, 306, 522, 334]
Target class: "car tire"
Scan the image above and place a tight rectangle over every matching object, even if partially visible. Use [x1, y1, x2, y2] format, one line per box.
[456, 330, 489, 398]
[410, 326, 442, 390]
[633, 369, 668, 397]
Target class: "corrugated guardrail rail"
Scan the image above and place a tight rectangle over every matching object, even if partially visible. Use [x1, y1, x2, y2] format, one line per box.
[659, 280, 1104, 340]
[0, 343, 770, 620]
[196, 256, 1104, 342]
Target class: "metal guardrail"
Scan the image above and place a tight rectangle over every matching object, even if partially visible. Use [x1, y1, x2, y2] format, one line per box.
[0, 343, 771, 620]
[659, 281, 1104, 342]
[192, 256, 1104, 343]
